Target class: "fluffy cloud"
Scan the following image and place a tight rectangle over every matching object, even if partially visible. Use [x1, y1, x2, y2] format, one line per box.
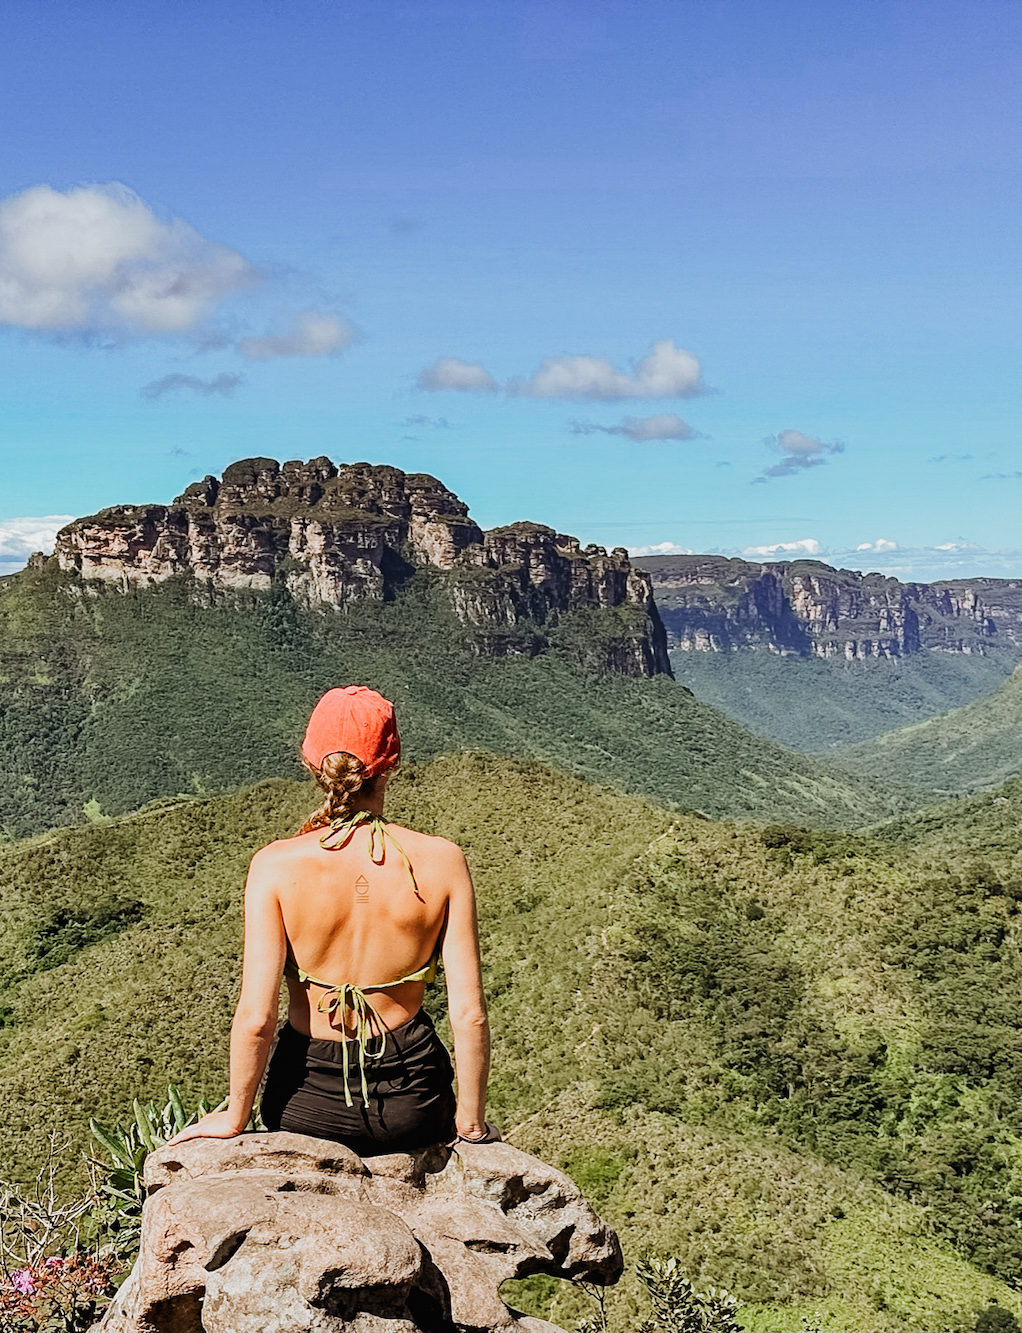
[856, 538, 898, 553]
[0, 515, 75, 573]
[628, 541, 695, 556]
[743, 538, 823, 558]
[0, 183, 252, 336]
[141, 372, 243, 400]
[758, 429, 845, 480]
[569, 413, 696, 441]
[510, 339, 703, 401]
[416, 357, 499, 393]
[238, 311, 354, 360]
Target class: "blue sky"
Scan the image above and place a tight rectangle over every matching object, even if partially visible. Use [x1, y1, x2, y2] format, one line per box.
[2, 0, 1021, 579]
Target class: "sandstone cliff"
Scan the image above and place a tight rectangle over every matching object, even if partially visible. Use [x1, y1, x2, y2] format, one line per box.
[55, 457, 671, 678]
[635, 554, 1022, 660]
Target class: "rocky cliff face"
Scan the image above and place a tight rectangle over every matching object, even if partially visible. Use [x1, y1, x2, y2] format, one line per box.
[635, 554, 1022, 660]
[55, 457, 671, 678]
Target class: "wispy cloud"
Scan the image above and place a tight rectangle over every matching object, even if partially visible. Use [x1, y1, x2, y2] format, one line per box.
[416, 357, 499, 392]
[141, 372, 244, 400]
[981, 471, 1022, 480]
[0, 183, 253, 337]
[931, 453, 974, 462]
[569, 413, 697, 442]
[238, 311, 354, 360]
[756, 429, 845, 481]
[401, 414, 456, 429]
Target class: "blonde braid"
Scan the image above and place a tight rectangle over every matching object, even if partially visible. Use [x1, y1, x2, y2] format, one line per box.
[299, 751, 380, 834]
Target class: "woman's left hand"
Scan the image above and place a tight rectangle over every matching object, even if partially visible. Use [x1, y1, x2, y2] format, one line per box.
[166, 1111, 247, 1147]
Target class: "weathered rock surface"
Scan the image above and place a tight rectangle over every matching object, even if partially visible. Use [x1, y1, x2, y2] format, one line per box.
[636, 554, 1022, 660]
[55, 457, 670, 677]
[95, 1132, 622, 1333]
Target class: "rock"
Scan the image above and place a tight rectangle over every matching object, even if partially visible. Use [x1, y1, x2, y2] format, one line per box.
[95, 1132, 622, 1333]
[636, 553, 1022, 659]
[54, 457, 671, 679]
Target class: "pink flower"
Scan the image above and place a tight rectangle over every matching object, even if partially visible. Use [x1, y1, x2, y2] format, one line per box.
[9, 1269, 35, 1295]
[44, 1256, 64, 1270]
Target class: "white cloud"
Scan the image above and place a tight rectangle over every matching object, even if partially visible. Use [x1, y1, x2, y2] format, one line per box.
[0, 515, 75, 573]
[757, 429, 845, 480]
[628, 541, 695, 556]
[0, 183, 252, 336]
[743, 538, 823, 558]
[238, 311, 354, 360]
[569, 413, 697, 441]
[416, 357, 499, 393]
[855, 538, 898, 553]
[510, 339, 703, 401]
[141, 372, 243, 400]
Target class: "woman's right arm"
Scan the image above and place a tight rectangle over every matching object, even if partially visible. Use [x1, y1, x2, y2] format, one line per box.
[440, 843, 495, 1141]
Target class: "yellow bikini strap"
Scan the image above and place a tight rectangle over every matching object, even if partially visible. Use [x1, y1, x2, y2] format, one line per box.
[319, 812, 421, 898]
[314, 983, 388, 1107]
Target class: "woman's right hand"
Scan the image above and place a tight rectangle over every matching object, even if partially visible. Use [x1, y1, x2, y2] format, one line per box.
[455, 1119, 502, 1143]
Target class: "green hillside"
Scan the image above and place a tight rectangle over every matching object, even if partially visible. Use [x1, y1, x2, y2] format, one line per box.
[670, 645, 1018, 752]
[836, 664, 1022, 798]
[0, 560, 886, 836]
[3, 754, 1022, 1330]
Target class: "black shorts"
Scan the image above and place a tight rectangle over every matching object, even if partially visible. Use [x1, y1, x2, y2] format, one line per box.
[261, 1011, 456, 1156]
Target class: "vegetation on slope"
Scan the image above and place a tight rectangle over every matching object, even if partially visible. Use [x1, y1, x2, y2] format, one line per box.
[836, 664, 1022, 798]
[670, 645, 1018, 752]
[0, 561, 885, 837]
[2, 754, 1022, 1329]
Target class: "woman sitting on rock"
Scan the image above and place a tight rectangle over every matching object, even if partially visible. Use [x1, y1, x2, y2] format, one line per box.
[170, 685, 498, 1154]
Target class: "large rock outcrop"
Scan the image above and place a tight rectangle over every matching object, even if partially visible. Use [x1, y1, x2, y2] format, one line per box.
[95, 1132, 622, 1333]
[636, 554, 1022, 660]
[55, 457, 670, 678]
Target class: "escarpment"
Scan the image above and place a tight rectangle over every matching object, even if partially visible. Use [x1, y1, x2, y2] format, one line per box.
[636, 554, 1022, 660]
[55, 457, 670, 678]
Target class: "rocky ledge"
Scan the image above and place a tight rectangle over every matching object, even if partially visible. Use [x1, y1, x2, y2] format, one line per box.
[95, 1131, 622, 1333]
[636, 554, 1022, 660]
[55, 457, 670, 678]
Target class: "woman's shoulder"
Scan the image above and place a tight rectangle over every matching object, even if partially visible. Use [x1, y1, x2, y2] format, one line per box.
[248, 832, 320, 870]
[387, 823, 467, 863]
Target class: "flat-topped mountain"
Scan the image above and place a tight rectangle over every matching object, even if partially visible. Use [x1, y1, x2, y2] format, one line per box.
[636, 553, 1022, 660]
[55, 456, 670, 677]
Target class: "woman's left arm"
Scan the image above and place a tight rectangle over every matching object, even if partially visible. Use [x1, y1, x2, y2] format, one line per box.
[168, 846, 287, 1144]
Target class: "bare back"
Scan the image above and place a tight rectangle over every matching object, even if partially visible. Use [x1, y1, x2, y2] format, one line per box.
[257, 821, 460, 1039]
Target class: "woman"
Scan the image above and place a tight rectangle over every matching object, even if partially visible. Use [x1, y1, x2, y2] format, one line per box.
[170, 685, 498, 1152]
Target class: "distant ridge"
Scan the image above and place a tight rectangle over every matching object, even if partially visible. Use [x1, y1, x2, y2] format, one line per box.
[635, 553, 1022, 660]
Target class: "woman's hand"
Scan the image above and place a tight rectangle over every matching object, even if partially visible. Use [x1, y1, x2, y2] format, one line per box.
[165, 1111, 247, 1147]
[455, 1119, 502, 1144]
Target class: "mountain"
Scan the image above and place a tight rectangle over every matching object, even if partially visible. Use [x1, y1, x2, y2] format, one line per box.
[56, 455, 671, 677]
[835, 662, 1022, 798]
[3, 754, 1021, 1331]
[634, 554, 1022, 749]
[0, 460, 886, 837]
